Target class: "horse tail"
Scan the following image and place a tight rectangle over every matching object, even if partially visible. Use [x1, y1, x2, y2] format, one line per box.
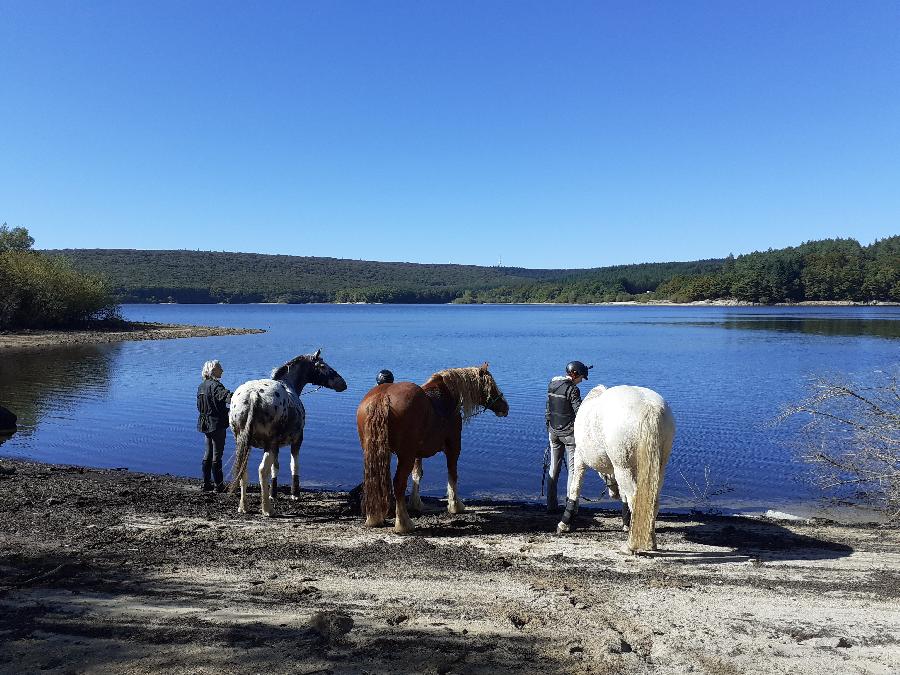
[362, 395, 391, 524]
[628, 405, 665, 552]
[230, 391, 257, 492]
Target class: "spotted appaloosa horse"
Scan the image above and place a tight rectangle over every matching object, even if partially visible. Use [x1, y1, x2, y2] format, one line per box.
[557, 384, 675, 554]
[357, 363, 509, 534]
[229, 350, 347, 516]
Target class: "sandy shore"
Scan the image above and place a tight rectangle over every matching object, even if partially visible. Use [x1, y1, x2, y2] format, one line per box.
[0, 323, 265, 350]
[0, 459, 897, 674]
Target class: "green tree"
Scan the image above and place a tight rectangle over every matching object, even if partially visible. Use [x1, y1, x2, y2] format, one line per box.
[0, 223, 34, 252]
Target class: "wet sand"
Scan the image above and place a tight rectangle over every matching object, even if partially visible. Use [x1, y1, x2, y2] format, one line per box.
[0, 459, 897, 674]
[0, 323, 265, 350]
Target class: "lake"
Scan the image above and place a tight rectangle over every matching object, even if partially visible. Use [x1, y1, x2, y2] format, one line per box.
[1, 304, 898, 519]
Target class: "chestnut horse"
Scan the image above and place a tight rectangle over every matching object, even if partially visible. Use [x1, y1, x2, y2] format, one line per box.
[357, 363, 509, 534]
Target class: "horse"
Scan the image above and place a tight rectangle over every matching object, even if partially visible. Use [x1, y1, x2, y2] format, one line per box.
[357, 363, 509, 534]
[556, 384, 675, 554]
[229, 349, 347, 516]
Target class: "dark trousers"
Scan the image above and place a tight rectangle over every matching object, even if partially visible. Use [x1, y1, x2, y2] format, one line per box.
[202, 427, 226, 487]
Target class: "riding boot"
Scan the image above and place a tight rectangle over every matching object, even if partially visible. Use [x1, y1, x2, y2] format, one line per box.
[560, 498, 579, 528]
[212, 461, 225, 492]
[270, 477, 278, 499]
[201, 460, 214, 491]
[291, 475, 300, 499]
[546, 479, 560, 513]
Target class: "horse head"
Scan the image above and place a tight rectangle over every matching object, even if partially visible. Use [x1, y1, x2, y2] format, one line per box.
[478, 363, 509, 417]
[271, 349, 348, 393]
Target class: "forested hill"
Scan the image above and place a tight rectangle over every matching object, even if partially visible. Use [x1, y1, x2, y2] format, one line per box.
[46, 249, 721, 304]
[48, 236, 899, 304]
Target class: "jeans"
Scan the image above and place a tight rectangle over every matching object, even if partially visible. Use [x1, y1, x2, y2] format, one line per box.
[547, 428, 576, 510]
[202, 427, 226, 487]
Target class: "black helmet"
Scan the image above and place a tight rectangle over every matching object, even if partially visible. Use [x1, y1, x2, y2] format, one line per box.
[566, 361, 591, 379]
[376, 369, 394, 385]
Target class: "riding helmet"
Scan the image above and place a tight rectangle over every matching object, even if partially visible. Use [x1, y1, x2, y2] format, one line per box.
[565, 361, 592, 379]
[376, 369, 395, 385]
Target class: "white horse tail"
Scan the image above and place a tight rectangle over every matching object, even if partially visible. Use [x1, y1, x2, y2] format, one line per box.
[362, 394, 391, 525]
[628, 407, 664, 552]
[230, 391, 258, 492]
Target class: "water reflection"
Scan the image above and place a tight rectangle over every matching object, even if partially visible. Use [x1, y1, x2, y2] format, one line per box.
[0, 344, 120, 435]
[683, 318, 900, 339]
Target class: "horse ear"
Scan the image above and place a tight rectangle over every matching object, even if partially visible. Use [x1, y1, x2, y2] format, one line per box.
[313, 348, 321, 360]
[480, 362, 489, 372]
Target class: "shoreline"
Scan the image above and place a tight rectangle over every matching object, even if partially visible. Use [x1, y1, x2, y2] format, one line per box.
[0, 322, 265, 350]
[1, 458, 897, 673]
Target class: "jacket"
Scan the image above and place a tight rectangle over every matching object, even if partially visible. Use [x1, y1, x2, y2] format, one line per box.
[546, 376, 582, 433]
[197, 379, 232, 433]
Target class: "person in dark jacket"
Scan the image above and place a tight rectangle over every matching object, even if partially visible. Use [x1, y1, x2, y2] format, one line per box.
[197, 359, 232, 492]
[545, 360, 591, 513]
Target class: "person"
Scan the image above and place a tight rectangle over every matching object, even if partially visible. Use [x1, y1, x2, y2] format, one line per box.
[545, 360, 591, 513]
[376, 369, 394, 385]
[197, 359, 232, 492]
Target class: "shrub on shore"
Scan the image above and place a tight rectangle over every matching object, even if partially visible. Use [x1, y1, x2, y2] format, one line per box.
[0, 225, 119, 330]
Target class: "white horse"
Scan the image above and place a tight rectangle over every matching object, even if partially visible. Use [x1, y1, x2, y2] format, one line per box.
[229, 350, 347, 516]
[557, 384, 675, 554]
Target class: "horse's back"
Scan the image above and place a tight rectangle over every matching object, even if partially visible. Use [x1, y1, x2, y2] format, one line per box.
[230, 378, 304, 448]
[575, 385, 674, 469]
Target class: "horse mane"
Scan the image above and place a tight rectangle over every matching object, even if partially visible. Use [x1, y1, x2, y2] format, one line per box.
[583, 384, 608, 403]
[427, 366, 497, 421]
[270, 354, 311, 380]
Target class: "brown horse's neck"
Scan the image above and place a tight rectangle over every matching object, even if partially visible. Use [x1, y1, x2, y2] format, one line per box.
[422, 376, 458, 416]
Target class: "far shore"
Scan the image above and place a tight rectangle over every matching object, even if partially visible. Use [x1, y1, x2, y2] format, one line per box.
[0, 322, 265, 350]
[0, 458, 897, 674]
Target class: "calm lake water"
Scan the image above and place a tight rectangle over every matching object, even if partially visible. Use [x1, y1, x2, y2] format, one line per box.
[2, 304, 898, 519]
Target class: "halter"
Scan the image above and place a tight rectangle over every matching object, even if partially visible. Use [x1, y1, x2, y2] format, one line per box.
[465, 391, 505, 420]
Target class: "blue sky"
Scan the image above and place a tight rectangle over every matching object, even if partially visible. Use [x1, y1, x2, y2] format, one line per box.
[1, 1, 898, 268]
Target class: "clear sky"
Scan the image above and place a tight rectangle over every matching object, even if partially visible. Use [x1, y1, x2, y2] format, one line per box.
[1, 1, 898, 268]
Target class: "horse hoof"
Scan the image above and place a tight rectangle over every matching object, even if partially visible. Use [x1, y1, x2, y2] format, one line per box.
[238, 504, 247, 514]
[364, 516, 384, 528]
[393, 523, 413, 535]
[447, 500, 465, 514]
[556, 522, 570, 534]
[619, 543, 637, 555]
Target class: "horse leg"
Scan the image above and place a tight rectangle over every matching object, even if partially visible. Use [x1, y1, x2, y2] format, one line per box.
[270, 448, 280, 500]
[556, 455, 587, 534]
[602, 472, 628, 529]
[410, 458, 424, 512]
[238, 460, 249, 514]
[392, 455, 415, 534]
[612, 466, 639, 553]
[259, 450, 275, 517]
[445, 438, 464, 514]
[290, 442, 301, 500]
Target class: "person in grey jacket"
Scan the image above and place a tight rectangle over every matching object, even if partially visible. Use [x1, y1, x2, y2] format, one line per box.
[545, 360, 591, 513]
[197, 359, 232, 492]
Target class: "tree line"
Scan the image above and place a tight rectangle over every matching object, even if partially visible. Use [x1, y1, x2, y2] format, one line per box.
[29, 234, 900, 307]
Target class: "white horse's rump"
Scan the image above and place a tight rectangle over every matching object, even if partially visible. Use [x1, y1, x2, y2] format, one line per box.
[557, 384, 675, 554]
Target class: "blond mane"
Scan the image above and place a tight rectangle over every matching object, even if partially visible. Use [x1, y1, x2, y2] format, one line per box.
[428, 366, 500, 421]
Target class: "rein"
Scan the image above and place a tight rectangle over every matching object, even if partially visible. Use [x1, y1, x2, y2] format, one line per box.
[464, 392, 504, 421]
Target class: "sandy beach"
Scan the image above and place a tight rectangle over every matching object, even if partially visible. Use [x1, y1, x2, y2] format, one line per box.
[0, 459, 897, 674]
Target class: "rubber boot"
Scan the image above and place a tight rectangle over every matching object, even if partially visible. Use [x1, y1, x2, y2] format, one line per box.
[270, 477, 278, 500]
[213, 462, 225, 492]
[201, 460, 214, 492]
[291, 475, 301, 499]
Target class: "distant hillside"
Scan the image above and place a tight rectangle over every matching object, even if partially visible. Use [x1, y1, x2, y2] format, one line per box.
[46, 249, 722, 304]
[46, 236, 898, 304]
